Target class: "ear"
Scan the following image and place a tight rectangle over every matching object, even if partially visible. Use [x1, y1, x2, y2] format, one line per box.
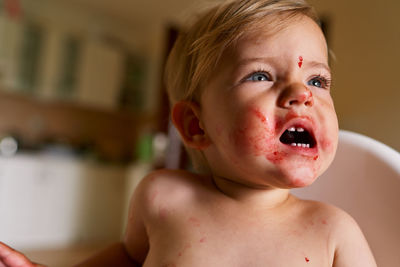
[171, 101, 211, 149]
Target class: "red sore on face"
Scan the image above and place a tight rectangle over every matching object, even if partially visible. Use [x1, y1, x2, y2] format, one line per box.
[231, 107, 285, 163]
[298, 56, 303, 68]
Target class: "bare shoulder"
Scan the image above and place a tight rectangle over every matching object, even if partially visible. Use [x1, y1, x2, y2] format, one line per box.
[294, 197, 356, 227]
[293, 197, 377, 267]
[132, 169, 210, 216]
[136, 169, 209, 198]
[124, 169, 209, 263]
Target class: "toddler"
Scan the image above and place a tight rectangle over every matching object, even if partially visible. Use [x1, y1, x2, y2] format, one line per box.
[0, 0, 377, 266]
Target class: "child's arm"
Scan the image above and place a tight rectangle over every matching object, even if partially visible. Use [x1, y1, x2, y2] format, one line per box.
[332, 212, 377, 267]
[0, 241, 45, 267]
[123, 175, 151, 265]
[0, 229, 144, 267]
[74, 242, 141, 267]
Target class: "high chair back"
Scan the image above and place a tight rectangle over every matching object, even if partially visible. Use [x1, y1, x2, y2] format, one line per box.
[292, 130, 400, 267]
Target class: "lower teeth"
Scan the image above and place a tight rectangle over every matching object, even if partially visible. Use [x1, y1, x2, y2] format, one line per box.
[291, 143, 310, 148]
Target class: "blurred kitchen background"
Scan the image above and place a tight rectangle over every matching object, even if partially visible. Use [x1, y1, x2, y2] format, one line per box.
[0, 0, 399, 265]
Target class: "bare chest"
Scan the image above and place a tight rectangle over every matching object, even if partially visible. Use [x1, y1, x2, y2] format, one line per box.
[143, 208, 334, 267]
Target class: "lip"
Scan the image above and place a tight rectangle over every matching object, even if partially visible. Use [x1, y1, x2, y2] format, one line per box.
[281, 141, 318, 157]
[276, 114, 319, 156]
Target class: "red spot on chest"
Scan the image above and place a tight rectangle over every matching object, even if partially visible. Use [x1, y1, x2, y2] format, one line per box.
[188, 217, 201, 227]
[178, 243, 192, 257]
[305, 257, 310, 262]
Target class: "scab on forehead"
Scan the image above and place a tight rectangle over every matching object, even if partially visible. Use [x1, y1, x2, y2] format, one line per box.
[298, 56, 303, 68]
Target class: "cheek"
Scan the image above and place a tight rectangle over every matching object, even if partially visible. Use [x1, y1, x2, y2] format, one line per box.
[319, 106, 339, 153]
[318, 125, 339, 175]
[230, 106, 283, 161]
[320, 138, 336, 154]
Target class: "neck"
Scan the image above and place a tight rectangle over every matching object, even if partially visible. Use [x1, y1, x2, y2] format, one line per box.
[211, 175, 292, 210]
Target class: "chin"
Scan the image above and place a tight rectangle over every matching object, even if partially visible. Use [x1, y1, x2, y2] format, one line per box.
[282, 166, 319, 188]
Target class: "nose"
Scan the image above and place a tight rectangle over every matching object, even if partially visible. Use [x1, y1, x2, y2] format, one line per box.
[277, 83, 314, 108]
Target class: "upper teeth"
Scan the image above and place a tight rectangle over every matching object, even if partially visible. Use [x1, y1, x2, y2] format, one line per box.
[288, 127, 304, 132]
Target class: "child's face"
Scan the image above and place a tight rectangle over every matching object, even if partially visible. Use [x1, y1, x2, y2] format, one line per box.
[200, 15, 338, 189]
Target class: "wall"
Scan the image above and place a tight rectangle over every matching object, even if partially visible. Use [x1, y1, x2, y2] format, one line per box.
[308, 0, 400, 151]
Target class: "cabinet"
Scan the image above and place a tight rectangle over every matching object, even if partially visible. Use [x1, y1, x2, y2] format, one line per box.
[76, 40, 124, 109]
[0, 154, 127, 249]
[0, 10, 127, 110]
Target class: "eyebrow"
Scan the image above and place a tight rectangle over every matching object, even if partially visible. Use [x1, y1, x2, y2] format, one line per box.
[236, 57, 331, 73]
[236, 57, 274, 67]
[306, 60, 331, 74]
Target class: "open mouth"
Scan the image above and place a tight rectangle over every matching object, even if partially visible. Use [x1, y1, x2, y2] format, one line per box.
[279, 126, 316, 148]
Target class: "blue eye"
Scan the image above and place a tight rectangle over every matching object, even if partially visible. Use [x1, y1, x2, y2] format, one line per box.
[307, 76, 331, 89]
[308, 78, 322, 87]
[246, 72, 271, 82]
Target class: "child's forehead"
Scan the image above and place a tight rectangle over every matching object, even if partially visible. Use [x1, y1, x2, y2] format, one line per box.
[205, 17, 329, 84]
[242, 14, 319, 42]
[225, 15, 326, 59]
[238, 13, 309, 39]
[186, 13, 324, 101]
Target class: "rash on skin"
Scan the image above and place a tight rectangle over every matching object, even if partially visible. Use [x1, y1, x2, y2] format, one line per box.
[177, 243, 192, 257]
[159, 206, 170, 219]
[188, 217, 201, 227]
[230, 106, 323, 186]
[231, 106, 285, 162]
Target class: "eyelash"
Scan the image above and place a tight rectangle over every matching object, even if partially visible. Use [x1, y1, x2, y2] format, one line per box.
[242, 70, 332, 90]
[243, 69, 272, 82]
[308, 75, 332, 89]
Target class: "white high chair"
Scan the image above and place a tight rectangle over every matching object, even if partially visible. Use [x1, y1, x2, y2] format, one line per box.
[292, 130, 400, 267]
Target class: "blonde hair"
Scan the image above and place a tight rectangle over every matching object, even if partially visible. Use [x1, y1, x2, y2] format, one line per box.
[165, 0, 321, 172]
